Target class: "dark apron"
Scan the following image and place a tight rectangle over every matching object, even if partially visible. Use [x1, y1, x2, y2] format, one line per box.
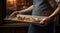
[28, 0, 54, 33]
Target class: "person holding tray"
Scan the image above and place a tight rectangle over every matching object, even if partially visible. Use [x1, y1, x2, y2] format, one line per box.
[10, 0, 60, 33]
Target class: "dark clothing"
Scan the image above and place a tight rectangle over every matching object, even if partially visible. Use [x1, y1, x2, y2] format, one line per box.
[32, 0, 54, 16]
[28, 22, 54, 33]
[28, 0, 55, 33]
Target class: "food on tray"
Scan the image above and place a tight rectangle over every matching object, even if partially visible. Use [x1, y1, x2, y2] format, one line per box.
[15, 16, 39, 22]
[8, 16, 38, 22]
[11, 17, 18, 20]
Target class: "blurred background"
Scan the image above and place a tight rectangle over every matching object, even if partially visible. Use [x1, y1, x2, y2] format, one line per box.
[6, 0, 33, 16]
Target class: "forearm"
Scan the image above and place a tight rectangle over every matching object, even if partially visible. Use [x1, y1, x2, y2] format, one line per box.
[19, 5, 33, 13]
[49, 6, 60, 18]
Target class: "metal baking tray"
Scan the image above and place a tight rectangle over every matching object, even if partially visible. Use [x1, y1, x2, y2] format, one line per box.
[4, 14, 46, 24]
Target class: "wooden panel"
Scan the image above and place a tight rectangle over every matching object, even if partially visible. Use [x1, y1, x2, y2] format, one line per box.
[0, 27, 28, 33]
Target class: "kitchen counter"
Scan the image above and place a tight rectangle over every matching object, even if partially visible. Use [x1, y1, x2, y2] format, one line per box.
[0, 22, 30, 27]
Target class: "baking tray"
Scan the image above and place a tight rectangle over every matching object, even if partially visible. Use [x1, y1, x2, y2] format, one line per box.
[4, 14, 46, 24]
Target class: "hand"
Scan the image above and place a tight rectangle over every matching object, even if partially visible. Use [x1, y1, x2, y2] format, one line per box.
[10, 11, 19, 16]
[10, 11, 25, 16]
[40, 17, 51, 25]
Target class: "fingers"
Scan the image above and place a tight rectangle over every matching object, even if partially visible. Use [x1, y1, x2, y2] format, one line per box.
[40, 21, 48, 26]
[10, 11, 18, 16]
[10, 12, 15, 16]
[40, 18, 45, 24]
[10, 13, 14, 16]
[39, 17, 48, 25]
[40, 21, 44, 24]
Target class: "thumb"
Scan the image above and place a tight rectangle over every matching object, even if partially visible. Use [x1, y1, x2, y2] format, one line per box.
[40, 21, 44, 24]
